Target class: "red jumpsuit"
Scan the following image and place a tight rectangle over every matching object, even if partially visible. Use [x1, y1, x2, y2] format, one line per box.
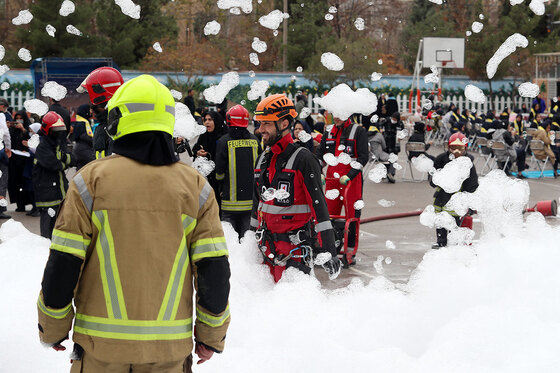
[317, 120, 369, 249]
[251, 135, 336, 282]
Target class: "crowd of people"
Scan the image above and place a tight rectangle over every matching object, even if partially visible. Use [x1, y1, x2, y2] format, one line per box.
[19, 67, 559, 370]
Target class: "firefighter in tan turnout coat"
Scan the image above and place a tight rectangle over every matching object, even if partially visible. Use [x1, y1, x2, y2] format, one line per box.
[37, 75, 231, 372]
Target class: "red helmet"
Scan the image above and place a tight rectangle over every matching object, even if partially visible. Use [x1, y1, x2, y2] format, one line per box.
[448, 132, 468, 147]
[226, 104, 250, 127]
[77, 67, 124, 105]
[40, 111, 66, 135]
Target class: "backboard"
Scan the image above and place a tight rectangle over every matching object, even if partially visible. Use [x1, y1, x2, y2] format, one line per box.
[422, 37, 465, 69]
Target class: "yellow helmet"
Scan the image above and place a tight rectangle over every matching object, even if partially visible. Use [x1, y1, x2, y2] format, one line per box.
[106, 74, 175, 140]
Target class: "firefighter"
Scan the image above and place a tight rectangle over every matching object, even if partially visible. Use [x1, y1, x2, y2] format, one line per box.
[77, 66, 124, 159]
[32, 111, 72, 239]
[37, 75, 230, 372]
[429, 132, 479, 248]
[317, 115, 369, 257]
[251, 94, 340, 283]
[215, 104, 260, 238]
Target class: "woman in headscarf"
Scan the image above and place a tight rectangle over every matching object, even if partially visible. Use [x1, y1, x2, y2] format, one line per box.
[8, 110, 37, 214]
[292, 120, 314, 151]
[193, 110, 227, 207]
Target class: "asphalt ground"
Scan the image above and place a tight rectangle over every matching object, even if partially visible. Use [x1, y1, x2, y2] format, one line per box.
[3, 143, 560, 287]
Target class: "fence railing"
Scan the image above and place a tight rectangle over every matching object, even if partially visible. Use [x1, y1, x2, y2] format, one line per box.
[286, 93, 533, 115]
[1, 90, 34, 110]
[1, 89, 534, 116]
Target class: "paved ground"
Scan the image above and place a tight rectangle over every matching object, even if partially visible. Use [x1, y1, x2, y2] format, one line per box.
[3, 143, 560, 287]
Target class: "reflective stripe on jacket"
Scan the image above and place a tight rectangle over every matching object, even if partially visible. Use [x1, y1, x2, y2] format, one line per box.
[38, 155, 230, 364]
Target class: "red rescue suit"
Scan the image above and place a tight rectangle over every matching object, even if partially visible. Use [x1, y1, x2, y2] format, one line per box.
[318, 120, 369, 221]
[251, 135, 336, 282]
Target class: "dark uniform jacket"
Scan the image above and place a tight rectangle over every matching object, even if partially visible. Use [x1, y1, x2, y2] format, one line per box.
[92, 110, 113, 159]
[429, 152, 478, 216]
[215, 127, 260, 212]
[32, 135, 72, 208]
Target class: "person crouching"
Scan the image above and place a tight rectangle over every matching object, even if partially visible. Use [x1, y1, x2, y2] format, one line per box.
[429, 133, 478, 248]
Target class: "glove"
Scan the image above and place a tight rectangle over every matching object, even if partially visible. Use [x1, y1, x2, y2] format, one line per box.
[314, 252, 341, 280]
[339, 175, 350, 185]
[321, 174, 326, 186]
[322, 256, 342, 280]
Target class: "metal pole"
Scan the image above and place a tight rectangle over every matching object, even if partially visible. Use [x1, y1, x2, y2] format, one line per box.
[283, 0, 288, 72]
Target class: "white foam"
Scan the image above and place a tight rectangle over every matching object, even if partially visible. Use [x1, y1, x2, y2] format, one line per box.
[46, 25, 56, 37]
[174, 102, 206, 140]
[465, 84, 486, 104]
[249, 53, 259, 66]
[487, 33, 528, 79]
[41, 81, 68, 101]
[66, 25, 83, 36]
[217, 0, 252, 14]
[355, 18, 365, 31]
[518, 82, 539, 98]
[431, 156, 473, 194]
[313, 84, 377, 120]
[23, 99, 49, 116]
[17, 48, 32, 62]
[472, 22, 484, 33]
[59, 0, 75, 16]
[114, 0, 141, 19]
[204, 21, 221, 36]
[259, 10, 289, 30]
[321, 52, 344, 71]
[247, 80, 269, 101]
[12, 10, 33, 25]
[251, 37, 267, 53]
[203, 72, 239, 104]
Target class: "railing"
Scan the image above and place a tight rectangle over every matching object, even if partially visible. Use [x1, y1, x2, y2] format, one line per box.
[0, 90, 35, 110]
[2, 89, 533, 116]
[286, 93, 533, 116]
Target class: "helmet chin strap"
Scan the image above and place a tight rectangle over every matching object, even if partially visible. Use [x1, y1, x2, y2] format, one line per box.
[269, 120, 290, 146]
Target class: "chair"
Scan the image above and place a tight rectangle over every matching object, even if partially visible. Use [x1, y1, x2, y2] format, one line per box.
[476, 138, 494, 175]
[526, 127, 538, 138]
[529, 139, 551, 178]
[402, 142, 428, 181]
[490, 141, 510, 172]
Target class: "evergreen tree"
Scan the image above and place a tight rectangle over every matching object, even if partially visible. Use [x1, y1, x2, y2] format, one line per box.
[14, 0, 98, 66]
[95, 0, 178, 68]
[287, 1, 330, 70]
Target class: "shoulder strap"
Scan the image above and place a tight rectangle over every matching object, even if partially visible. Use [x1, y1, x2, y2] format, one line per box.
[285, 146, 305, 170]
[348, 123, 359, 141]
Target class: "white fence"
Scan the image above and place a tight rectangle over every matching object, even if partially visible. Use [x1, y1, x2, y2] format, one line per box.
[287, 93, 533, 115]
[0, 90, 34, 110]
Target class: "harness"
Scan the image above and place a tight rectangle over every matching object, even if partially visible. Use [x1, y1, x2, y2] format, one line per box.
[254, 143, 315, 272]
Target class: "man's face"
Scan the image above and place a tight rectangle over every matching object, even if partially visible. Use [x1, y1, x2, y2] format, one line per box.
[449, 145, 466, 158]
[0, 105, 6, 112]
[333, 117, 345, 127]
[260, 119, 288, 145]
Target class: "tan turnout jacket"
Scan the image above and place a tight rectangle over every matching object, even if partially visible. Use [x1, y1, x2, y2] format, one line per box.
[38, 155, 230, 364]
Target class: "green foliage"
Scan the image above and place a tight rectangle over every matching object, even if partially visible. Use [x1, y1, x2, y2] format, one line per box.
[95, 0, 178, 68]
[13, 0, 177, 69]
[13, 0, 98, 67]
[287, 1, 330, 70]
[0, 79, 34, 93]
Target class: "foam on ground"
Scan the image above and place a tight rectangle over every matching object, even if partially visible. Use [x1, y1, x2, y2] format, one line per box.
[1, 174, 559, 372]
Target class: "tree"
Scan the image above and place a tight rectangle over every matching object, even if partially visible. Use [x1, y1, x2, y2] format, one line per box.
[95, 0, 178, 68]
[14, 0, 98, 66]
[287, 1, 330, 71]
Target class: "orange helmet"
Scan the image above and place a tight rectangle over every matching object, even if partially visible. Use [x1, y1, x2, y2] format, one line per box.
[448, 132, 468, 147]
[254, 94, 297, 122]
